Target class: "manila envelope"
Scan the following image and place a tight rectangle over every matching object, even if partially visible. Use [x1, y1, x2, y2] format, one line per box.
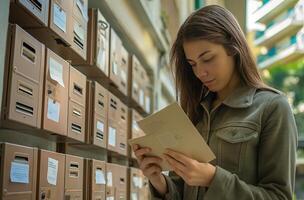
[128, 102, 215, 171]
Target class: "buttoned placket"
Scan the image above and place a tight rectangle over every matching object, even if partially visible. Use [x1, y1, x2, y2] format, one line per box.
[197, 100, 222, 200]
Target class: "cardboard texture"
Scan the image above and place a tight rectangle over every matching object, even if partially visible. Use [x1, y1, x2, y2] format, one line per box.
[9, 0, 50, 27]
[86, 81, 108, 148]
[130, 56, 141, 105]
[109, 28, 121, 88]
[140, 176, 151, 200]
[3, 24, 45, 128]
[71, 0, 88, 61]
[118, 45, 129, 96]
[84, 159, 106, 200]
[95, 9, 110, 75]
[48, 0, 73, 46]
[84, 8, 109, 77]
[143, 72, 152, 114]
[72, 0, 88, 23]
[115, 164, 127, 200]
[128, 103, 215, 171]
[37, 149, 65, 200]
[42, 48, 69, 136]
[68, 66, 87, 142]
[106, 163, 127, 200]
[131, 110, 145, 159]
[0, 143, 38, 200]
[117, 102, 128, 156]
[71, 14, 87, 61]
[130, 167, 151, 200]
[107, 92, 119, 152]
[65, 154, 84, 200]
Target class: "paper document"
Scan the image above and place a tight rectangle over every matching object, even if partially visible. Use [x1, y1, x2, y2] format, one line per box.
[47, 158, 58, 185]
[53, 3, 67, 33]
[128, 102, 215, 171]
[95, 169, 106, 184]
[10, 162, 29, 183]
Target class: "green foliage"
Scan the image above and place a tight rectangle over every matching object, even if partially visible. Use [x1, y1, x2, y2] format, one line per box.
[263, 59, 304, 137]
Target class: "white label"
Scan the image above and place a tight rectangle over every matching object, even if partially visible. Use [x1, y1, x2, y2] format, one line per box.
[133, 82, 139, 91]
[47, 158, 58, 186]
[10, 162, 29, 184]
[76, 0, 88, 21]
[50, 57, 65, 87]
[47, 98, 60, 123]
[132, 176, 139, 187]
[97, 40, 106, 70]
[53, 3, 67, 33]
[97, 121, 104, 132]
[74, 22, 85, 41]
[106, 197, 114, 200]
[132, 176, 143, 188]
[139, 89, 144, 106]
[133, 121, 140, 131]
[95, 169, 106, 184]
[112, 61, 118, 75]
[121, 70, 127, 83]
[76, 0, 84, 15]
[108, 127, 116, 147]
[131, 193, 138, 200]
[107, 172, 113, 187]
[145, 96, 151, 113]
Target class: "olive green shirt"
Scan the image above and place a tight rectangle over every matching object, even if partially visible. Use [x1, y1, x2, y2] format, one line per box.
[150, 84, 298, 200]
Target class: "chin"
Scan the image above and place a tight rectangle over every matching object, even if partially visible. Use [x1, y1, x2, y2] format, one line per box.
[206, 85, 218, 92]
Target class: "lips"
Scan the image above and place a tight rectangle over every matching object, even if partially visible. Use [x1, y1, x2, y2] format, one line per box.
[203, 79, 215, 85]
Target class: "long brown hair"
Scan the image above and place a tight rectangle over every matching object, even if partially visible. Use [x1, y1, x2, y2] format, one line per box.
[171, 5, 268, 124]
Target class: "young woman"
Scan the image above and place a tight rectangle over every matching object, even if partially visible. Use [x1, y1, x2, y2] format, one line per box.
[132, 5, 298, 200]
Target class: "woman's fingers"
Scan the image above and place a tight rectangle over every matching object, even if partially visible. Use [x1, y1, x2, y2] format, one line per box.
[133, 145, 150, 160]
[164, 154, 187, 172]
[132, 144, 139, 151]
[140, 156, 163, 170]
[143, 164, 162, 177]
[165, 149, 193, 167]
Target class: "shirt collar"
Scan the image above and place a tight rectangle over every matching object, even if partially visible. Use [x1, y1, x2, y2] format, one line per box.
[200, 84, 257, 109]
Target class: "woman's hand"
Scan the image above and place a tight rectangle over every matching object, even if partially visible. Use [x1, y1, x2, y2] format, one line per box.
[132, 144, 167, 195]
[164, 148, 216, 187]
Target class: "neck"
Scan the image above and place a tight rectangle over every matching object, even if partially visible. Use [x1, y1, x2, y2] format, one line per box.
[216, 73, 241, 101]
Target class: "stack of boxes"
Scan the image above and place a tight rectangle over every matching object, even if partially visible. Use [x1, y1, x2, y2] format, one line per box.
[84, 159, 106, 199]
[2, 24, 45, 129]
[130, 56, 152, 114]
[0, 143, 38, 199]
[130, 167, 151, 200]
[67, 66, 87, 142]
[1, 1, 153, 199]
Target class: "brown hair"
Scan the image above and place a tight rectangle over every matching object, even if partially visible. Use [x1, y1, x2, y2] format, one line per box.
[170, 5, 269, 124]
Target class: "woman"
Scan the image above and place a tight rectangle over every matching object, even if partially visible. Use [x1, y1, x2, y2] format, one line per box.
[132, 5, 298, 200]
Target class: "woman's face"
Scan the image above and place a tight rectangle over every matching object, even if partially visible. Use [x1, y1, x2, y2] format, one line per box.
[183, 39, 237, 92]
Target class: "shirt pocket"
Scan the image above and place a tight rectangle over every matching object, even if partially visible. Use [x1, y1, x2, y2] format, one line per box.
[215, 124, 258, 173]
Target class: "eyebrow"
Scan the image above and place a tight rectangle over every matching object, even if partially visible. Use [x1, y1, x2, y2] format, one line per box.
[186, 50, 211, 62]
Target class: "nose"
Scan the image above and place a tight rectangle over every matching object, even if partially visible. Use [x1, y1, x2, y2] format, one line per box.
[196, 64, 208, 79]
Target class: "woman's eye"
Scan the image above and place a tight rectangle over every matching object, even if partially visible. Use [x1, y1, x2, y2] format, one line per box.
[203, 57, 214, 62]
